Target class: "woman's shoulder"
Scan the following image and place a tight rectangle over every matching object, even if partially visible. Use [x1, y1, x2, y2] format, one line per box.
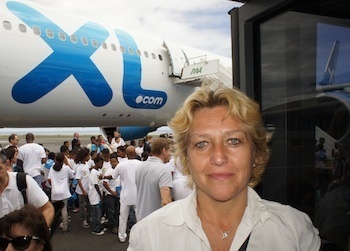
[248, 187, 310, 223]
[261, 198, 311, 224]
[248, 188, 318, 235]
[260, 200, 321, 249]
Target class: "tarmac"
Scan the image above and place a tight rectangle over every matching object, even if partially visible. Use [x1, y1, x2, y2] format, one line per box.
[0, 134, 92, 153]
[0, 134, 130, 250]
[52, 209, 129, 250]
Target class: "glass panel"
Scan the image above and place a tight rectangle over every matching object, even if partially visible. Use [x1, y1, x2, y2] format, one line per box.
[259, 8, 350, 251]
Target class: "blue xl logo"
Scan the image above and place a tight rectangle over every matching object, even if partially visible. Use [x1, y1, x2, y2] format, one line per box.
[115, 29, 167, 109]
[7, 2, 167, 109]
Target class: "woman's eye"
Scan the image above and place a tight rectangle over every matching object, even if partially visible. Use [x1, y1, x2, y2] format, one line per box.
[195, 141, 207, 148]
[228, 138, 240, 145]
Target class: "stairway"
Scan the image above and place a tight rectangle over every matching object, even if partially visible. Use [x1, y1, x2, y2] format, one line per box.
[173, 57, 232, 87]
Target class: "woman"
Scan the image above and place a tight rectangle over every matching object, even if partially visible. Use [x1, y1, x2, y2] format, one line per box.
[4, 146, 23, 172]
[48, 152, 74, 233]
[128, 80, 321, 250]
[0, 205, 52, 251]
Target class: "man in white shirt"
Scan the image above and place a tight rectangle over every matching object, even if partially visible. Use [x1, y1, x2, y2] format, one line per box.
[0, 151, 54, 227]
[111, 131, 125, 151]
[17, 133, 46, 188]
[112, 146, 141, 243]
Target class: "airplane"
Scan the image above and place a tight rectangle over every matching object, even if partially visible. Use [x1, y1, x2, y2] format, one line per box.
[263, 38, 350, 157]
[0, 0, 232, 140]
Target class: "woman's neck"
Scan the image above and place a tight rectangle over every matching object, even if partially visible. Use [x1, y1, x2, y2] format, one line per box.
[196, 188, 248, 229]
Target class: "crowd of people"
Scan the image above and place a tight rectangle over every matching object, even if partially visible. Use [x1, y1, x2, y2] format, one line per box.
[0, 128, 192, 245]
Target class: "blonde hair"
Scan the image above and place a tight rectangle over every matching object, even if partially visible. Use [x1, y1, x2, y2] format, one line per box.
[150, 138, 172, 156]
[168, 80, 270, 188]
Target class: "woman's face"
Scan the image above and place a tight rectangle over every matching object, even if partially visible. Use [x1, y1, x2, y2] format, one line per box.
[2, 223, 44, 251]
[187, 106, 255, 203]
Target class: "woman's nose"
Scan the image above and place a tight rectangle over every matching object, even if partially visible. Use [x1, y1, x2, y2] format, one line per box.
[210, 143, 228, 166]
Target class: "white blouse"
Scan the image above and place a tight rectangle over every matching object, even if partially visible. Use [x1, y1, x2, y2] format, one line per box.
[128, 187, 321, 251]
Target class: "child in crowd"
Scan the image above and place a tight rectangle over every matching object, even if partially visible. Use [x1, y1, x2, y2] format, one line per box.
[68, 149, 79, 213]
[100, 149, 111, 224]
[89, 156, 106, 235]
[74, 148, 91, 228]
[43, 152, 55, 199]
[87, 150, 98, 170]
[48, 152, 74, 233]
[102, 154, 119, 234]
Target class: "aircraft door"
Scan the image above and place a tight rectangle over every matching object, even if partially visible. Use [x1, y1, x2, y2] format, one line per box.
[163, 41, 188, 77]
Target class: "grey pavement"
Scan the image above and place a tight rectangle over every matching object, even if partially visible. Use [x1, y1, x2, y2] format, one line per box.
[52, 208, 129, 250]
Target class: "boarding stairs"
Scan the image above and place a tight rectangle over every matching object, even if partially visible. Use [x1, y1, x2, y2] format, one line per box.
[163, 41, 232, 87]
[172, 56, 232, 87]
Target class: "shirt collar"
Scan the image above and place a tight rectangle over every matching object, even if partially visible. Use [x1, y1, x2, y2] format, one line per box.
[147, 156, 164, 164]
[163, 187, 270, 228]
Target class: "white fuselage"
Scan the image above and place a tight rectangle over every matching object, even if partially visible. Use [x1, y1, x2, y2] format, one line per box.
[0, 0, 232, 128]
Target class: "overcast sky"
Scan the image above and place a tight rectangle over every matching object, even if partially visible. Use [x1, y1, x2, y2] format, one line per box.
[28, 0, 244, 57]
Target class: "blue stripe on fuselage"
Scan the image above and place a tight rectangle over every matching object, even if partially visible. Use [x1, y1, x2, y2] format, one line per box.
[115, 29, 167, 109]
[8, 1, 112, 107]
[7, 1, 167, 109]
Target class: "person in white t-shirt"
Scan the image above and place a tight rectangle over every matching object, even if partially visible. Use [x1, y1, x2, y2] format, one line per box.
[74, 148, 91, 228]
[112, 146, 141, 243]
[68, 149, 79, 213]
[88, 156, 105, 235]
[86, 151, 98, 171]
[111, 131, 126, 151]
[135, 139, 144, 159]
[169, 157, 193, 200]
[0, 151, 54, 228]
[17, 133, 47, 187]
[102, 154, 119, 234]
[100, 149, 111, 224]
[48, 152, 74, 232]
[101, 149, 111, 176]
